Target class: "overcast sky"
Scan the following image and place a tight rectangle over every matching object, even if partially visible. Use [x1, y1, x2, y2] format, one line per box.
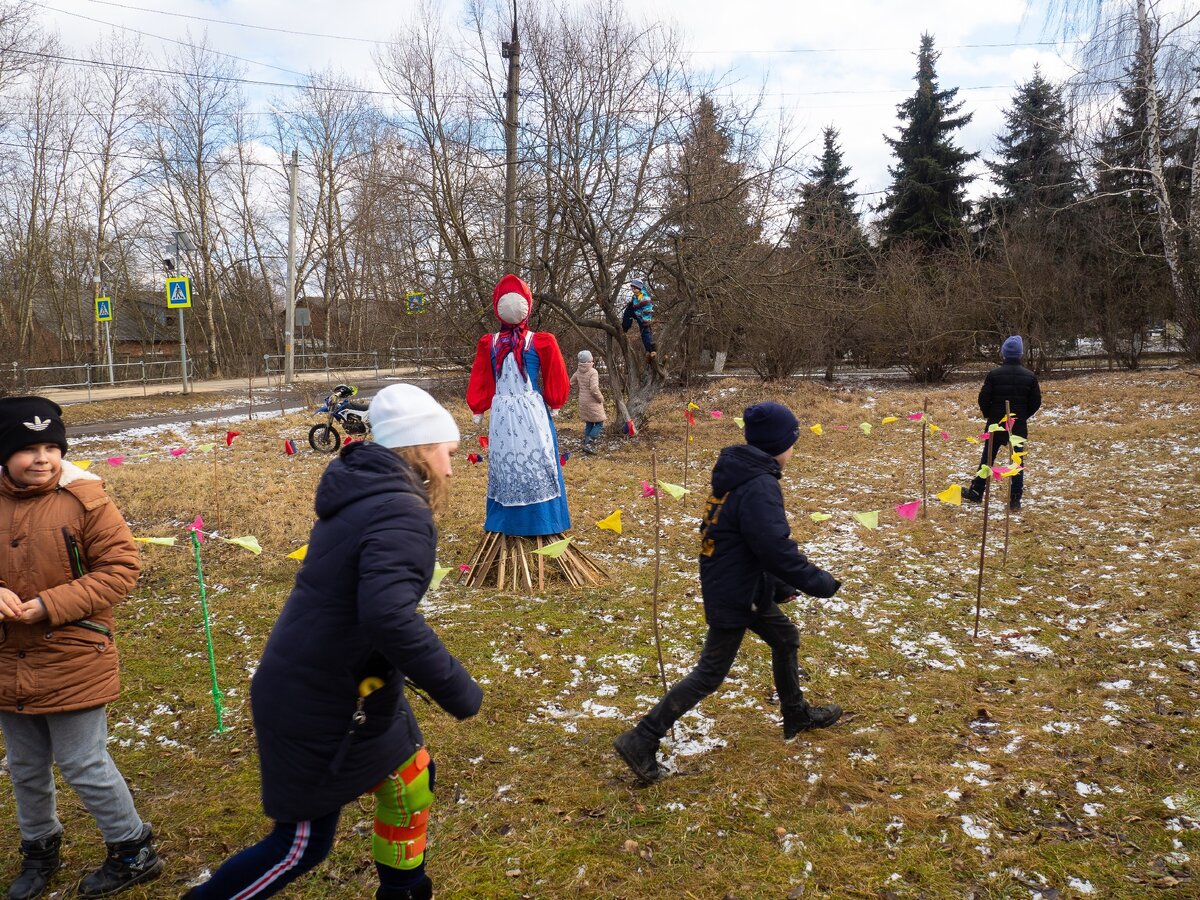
[37, 0, 1085, 210]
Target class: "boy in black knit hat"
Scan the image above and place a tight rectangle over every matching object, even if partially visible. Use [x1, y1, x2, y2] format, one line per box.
[614, 401, 843, 783]
[0, 396, 162, 899]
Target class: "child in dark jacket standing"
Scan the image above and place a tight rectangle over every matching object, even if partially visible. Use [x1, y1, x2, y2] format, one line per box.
[184, 384, 482, 900]
[614, 401, 843, 783]
[0, 396, 161, 900]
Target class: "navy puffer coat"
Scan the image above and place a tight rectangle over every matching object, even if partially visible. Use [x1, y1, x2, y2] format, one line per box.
[251, 441, 482, 822]
[698, 445, 839, 628]
[978, 360, 1041, 437]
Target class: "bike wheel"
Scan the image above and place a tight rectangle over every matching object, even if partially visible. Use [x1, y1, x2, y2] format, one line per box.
[308, 424, 341, 453]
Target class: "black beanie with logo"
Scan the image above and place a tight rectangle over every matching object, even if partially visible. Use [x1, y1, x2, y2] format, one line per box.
[0, 396, 69, 466]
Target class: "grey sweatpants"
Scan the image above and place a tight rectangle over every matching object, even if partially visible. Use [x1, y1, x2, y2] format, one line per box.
[0, 706, 144, 843]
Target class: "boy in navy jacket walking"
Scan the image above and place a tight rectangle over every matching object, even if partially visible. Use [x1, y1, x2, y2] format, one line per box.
[615, 401, 843, 783]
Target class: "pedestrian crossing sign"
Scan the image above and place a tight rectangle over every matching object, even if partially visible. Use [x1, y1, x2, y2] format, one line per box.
[95, 297, 113, 322]
[405, 290, 427, 314]
[166, 276, 191, 309]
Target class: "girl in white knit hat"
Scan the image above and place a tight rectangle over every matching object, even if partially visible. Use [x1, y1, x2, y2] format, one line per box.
[569, 349, 607, 454]
[185, 384, 482, 900]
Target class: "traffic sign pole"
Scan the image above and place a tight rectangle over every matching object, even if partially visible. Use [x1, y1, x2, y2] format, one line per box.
[166, 274, 192, 393]
[178, 307, 189, 394]
[104, 320, 114, 385]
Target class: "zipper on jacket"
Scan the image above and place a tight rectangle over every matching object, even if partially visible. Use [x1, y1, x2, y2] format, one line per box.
[68, 619, 112, 639]
[61, 527, 86, 578]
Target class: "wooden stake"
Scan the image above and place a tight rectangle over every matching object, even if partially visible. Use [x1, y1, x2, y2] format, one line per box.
[211, 440, 222, 534]
[650, 449, 669, 696]
[920, 396, 928, 518]
[1002, 400, 1012, 570]
[974, 435, 993, 639]
[683, 410, 691, 491]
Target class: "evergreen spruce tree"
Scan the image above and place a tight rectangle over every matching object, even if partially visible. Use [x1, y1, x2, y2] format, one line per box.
[985, 67, 1080, 219]
[794, 126, 860, 236]
[879, 33, 976, 249]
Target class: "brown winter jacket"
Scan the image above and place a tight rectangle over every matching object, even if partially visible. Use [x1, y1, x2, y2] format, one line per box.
[570, 360, 607, 423]
[0, 461, 140, 714]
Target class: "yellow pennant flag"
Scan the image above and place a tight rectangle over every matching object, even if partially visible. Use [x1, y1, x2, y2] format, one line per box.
[222, 535, 263, 555]
[853, 510, 880, 530]
[929, 423, 941, 435]
[596, 510, 623, 534]
[287, 544, 308, 561]
[1000, 467, 1023, 478]
[976, 464, 991, 479]
[936, 484, 962, 505]
[734, 416, 744, 429]
[966, 435, 980, 444]
[1012, 450, 1025, 466]
[75, 460, 93, 470]
[134, 536, 176, 547]
[860, 422, 872, 435]
[810, 424, 823, 436]
[657, 481, 689, 500]
[430, 563, 453, 590]
[687, 402, 700, 411]
[988, 423, 1005, 433]
[196, 442, 217, 453]
[533, 537, 572, 558]
[881, 416, 898, 424]
[809, 512, 833, 522]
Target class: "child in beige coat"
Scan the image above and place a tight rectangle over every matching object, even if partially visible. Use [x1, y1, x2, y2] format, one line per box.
[570, 351, 606, 454]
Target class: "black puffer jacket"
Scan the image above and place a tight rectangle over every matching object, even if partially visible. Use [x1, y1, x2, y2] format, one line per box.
[698, 445, 839, 628]
[251, 441, 482, 822]
[978, 360, 1041, 437]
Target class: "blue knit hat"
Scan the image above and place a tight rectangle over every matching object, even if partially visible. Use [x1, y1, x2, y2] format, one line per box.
[743, 402, 800, 456]
[1001, 335, 1024, 361]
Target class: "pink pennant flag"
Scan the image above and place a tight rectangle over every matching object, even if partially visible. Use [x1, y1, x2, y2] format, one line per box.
[188, 515, 205, 543]
[710, 410, 723, 419]
[458, 564, 471, 573]
[641, 480, 657, 497]
[106, 456, 125, 466]
[1005, 416, 1015, 432]
[685, 410, 696, 427]
[941, 431, 950, 441]
[978, 432, 990, 442]
[894, 500, 922, 521]
[992, 466, 1010, 479]
[170, 447, 188, 457]
[225, 431, 240, 447]
[907, 412, 924, 421]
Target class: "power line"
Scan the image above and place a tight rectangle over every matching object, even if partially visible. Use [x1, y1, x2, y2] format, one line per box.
[76, 1, 1085, 56]
[37, 2, 315, 81]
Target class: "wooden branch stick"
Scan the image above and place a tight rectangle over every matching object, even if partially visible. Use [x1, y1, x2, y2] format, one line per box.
[974, 436, 993, 640]
[683, 410, 690, 491]
[650, 449, 668, 696]
[921, 396, 928, 518]
[1002, 400, 1012, 570]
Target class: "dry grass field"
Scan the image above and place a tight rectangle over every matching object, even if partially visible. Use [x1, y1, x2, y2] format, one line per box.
[2, 368, 1197, 899]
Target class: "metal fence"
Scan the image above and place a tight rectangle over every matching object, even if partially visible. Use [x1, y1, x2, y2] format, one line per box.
[9, 358, 196, 399]
[261, 344, 461, 382]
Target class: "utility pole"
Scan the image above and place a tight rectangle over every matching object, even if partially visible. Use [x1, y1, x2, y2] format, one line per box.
[502, 0, 520, 270]
[284, 148, 299, 385]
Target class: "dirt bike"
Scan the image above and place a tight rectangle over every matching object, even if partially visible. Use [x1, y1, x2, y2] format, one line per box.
[308, 384, 370, 452]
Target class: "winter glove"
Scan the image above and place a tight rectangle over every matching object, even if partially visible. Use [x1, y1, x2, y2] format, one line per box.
[472, 413, 483, 425]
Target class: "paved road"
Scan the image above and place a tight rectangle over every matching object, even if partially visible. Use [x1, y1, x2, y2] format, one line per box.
[63, 370, 465, 439]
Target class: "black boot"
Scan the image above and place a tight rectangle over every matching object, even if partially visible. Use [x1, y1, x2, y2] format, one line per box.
[613, 727, 661, 783]
[7, 833, 61, 900]
[77, 826, 163, 897]
[783, 702, 843, 741]
[376, 878, 433, 900]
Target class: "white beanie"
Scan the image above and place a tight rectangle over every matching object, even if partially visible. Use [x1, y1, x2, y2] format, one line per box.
[369, 384, 460, 449]
[578, 349, 593, 363]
